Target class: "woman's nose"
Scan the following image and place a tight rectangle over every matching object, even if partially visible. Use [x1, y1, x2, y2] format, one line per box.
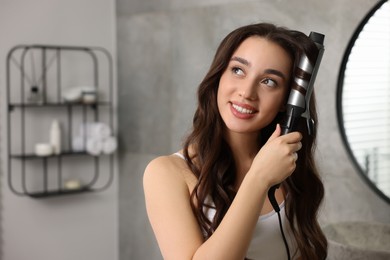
[238, 80, 257, 100]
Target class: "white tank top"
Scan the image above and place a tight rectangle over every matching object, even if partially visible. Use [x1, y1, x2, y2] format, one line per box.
[204, 200, 297, 259]
[173, 152, 299, 259]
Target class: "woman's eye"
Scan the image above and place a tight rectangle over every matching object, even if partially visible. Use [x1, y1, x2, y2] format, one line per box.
[232, 67, 244, 76]
[261, 78, 277, 88]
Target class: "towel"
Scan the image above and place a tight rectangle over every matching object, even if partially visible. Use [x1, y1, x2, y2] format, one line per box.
[73, 122, 115, 155]
[102, 136, 117, 154]
[79, 122, 111, 140]
[72, 136, 85, 152]
[86, 137, 103, 156]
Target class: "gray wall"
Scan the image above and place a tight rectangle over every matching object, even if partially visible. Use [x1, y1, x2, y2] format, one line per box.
[0, 1, 118, 260]
[117, 0, 390, 259]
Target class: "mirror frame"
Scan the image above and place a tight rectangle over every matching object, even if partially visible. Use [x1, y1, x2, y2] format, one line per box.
[336, 0, 390, 204]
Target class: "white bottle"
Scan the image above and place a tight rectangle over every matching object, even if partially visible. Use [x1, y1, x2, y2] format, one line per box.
[50, 120, 61, 155]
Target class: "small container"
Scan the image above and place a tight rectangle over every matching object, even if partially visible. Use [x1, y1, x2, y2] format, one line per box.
[63, 88, 82, 103]
[64, 179, 82, 190]
[35, 143, 53, 156]
[50, 120, 61, 155]
[82, 91, 97, 104]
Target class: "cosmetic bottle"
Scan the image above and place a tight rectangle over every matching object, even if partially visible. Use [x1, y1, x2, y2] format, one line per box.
[50, 120, 61, 155]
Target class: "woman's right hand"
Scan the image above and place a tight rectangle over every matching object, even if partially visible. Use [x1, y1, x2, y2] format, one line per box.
[250, 124, 302, 188]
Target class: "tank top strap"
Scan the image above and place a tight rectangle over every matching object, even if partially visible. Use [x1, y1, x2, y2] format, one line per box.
[173, 152, 186, 160]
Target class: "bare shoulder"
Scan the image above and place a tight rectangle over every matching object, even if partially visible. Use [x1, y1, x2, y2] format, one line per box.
[143, 154, 195, 195]
[145, 154, 183, 173]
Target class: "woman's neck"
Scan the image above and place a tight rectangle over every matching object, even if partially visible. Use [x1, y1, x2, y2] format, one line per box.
[225, 131, 261, 188]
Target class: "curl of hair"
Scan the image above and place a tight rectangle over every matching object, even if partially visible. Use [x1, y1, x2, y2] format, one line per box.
[183, 23, 327, 260]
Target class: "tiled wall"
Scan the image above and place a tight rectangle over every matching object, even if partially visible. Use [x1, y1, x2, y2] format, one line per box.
[116, 0, 390, 259]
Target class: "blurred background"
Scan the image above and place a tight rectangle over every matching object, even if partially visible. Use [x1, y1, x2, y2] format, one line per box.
[1, 0, 389, 259]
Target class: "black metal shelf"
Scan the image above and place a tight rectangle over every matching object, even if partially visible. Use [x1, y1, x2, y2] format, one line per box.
[9, 101, 110, 108]
[6, 44, 115, 198]
[10, 151, 93, 159]
[27, 186, 94, 198]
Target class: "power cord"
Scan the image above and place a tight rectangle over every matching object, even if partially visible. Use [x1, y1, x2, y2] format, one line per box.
[268, 186, 291, 260]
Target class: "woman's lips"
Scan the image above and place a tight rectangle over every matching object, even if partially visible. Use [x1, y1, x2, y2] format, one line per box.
[229, 102, 258, 119]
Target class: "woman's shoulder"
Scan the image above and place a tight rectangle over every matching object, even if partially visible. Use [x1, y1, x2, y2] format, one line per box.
[144, 152, 186, 175]
[143, 152, 196, 193]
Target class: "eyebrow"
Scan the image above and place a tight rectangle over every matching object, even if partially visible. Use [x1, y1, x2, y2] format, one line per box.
[231, 56, 251, 67]
[264, 69, 287, 80]
[230, 56, 287, 80]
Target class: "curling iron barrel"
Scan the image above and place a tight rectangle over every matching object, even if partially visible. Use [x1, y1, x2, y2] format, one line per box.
[280, 32, 325, 136]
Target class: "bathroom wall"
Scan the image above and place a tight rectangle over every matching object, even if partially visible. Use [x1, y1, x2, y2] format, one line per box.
[0, 1, 118, 260]
[117, 0, 390, 259]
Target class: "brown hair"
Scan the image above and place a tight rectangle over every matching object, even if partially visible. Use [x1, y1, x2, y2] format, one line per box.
[183, 23, 327, 260]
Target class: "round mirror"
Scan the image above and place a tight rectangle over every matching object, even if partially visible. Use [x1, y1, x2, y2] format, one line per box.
[337, 0, 390, 203]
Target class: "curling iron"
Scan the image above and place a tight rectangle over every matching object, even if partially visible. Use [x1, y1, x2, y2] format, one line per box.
[268, 31, 325, 212]
[281, 32, 325, 136]
[266, 31, 325, 260]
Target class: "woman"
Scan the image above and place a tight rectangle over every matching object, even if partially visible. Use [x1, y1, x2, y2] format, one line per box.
[144, 23, 327, 260]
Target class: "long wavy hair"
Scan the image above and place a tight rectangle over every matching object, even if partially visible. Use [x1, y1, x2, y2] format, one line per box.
[183, 23, 327, 260]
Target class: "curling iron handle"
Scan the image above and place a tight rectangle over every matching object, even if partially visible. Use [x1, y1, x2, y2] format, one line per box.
[280, 104, 305, 135]
[280, 114, 301, 135]
[270, 108, 302, 211]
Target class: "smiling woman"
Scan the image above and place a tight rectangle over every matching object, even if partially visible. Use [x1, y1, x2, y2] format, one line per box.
[144, 22, 327, 260]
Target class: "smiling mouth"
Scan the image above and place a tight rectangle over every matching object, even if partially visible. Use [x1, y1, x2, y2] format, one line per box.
[231, 103, 256, 114]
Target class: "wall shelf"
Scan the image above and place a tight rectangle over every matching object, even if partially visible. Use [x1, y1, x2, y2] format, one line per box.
[9, 102, 110, 108]
[26, 186, 93, 198]
[6, 44, 115, 198]
[10, 151, 91, 159]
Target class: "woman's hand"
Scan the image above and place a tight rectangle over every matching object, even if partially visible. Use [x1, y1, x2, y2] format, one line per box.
[250, 124, 302, 187]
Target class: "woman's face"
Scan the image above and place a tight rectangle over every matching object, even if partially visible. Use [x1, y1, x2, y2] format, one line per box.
[217, 36, 292, 134]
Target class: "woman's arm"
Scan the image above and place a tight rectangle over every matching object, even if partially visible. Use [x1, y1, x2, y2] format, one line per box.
[143, 126, 302, 259]
[144, 156, 269, 260]
[144, 156, 205, 259]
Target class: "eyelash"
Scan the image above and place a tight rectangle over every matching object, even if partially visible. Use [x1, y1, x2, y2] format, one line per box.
[261, 78, 277, 88]
[231, 66, 278, 88]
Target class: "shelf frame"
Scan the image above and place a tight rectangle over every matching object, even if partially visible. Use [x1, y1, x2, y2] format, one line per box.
[6, 44, 115, 198]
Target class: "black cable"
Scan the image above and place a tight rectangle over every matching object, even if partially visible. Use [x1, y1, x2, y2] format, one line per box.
[268, 186, 291, 260]
[276, 210, 291, 260]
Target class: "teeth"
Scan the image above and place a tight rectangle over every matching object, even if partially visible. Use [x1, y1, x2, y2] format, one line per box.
[232, 104, 254, 114]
